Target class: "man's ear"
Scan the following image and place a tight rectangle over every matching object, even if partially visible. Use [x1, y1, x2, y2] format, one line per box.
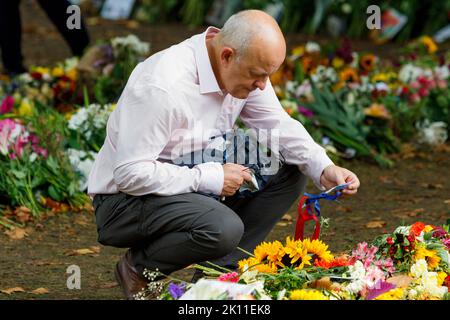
[220, 47, 235, 65]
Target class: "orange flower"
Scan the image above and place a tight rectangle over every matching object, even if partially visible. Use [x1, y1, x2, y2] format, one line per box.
[364, 103, 391, 119]
[359, 54, 377, 72]
[302, 56, 315, 74]
[339, 67, 359, 83]
[410, 222, 426, 237]
[314, 255, 351, 268]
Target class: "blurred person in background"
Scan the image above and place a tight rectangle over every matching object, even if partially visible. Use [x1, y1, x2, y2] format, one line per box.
[0, 0, 90, 76]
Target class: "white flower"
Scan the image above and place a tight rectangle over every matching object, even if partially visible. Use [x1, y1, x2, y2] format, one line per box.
[305, 41, 320, 53]
[416, 121, 448, 146]
[285, 81, 297, 94]
[111, 34, 150, 56]
[311, 66, 337, 83]
[67, 148, 97, 191]
[398, 64, 423, 83]
[434, 65, 449, 80]
[375, 82, 390, 92]
[295, 80, 312, 98]
[410, 259, 428, 278]
[68, 107, 88, 130]
[344, 261, 366, 294]
[394, 226, 411, 236]
[419, 272, 448, 297]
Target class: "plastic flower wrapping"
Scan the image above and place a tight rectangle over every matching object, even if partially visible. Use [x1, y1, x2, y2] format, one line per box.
[146, 221, 449, 300]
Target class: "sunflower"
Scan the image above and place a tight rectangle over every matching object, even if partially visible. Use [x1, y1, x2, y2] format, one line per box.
[414, 246, 441, 270]
[359, 54, 377, 72]
[302, 238, 334, 264]
[238, 257, 277, 274]
[284, 237, 312, 269]
[253, 242, 270, 262]
[289, 289, 329, 300]
[264, 240, 287, 268]
[339, 67, 359, 83]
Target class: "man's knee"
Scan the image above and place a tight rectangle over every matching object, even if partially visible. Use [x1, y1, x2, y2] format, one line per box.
[190, 206, 244, 257]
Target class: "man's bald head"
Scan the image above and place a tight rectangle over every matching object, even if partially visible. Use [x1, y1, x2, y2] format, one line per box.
[218, 10, 286, 62]
[206, 10, 286, 99]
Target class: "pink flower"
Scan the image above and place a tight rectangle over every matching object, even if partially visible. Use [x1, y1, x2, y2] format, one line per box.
[0, 119, 16, 155]
[0, 96, 14, 114]
[409, 93, 421, 103]
[410, 81, 420, 89]
[437, 79, 447, 89]
[218, 272, 239, 283]
[418, 87, 429, 97]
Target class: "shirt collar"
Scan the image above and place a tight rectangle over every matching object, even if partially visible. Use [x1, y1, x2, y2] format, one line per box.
[195, 26, 223, 95]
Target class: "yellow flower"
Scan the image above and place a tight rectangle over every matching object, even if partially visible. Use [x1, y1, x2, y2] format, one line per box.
[284, 237, 312, 269]
[364, 103, 391, 119]
[289, 289, 329, 300]
[423, 225, 434, 233]
[414, 246, 441, 270]
[371, 73, 388, 82]
[18, 98, 33, 116]
[331, 57, 344, 69]
[253, 242, 270, 262]
[375, 288, 404, 300]
[66, 68, 78, 81]
[264, 240, 286, 268]
[238, 257, 278, 274]
[34, 66, 50, 76]
[302, 238, 334, 263]
[52, 66, 64, 78]
[291, 46, 305, 58]
[420, 36, 438, 54]
[437, 272, 447, 286]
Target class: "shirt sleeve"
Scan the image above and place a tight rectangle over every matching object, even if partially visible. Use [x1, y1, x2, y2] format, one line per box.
[112, 84, 224, 196]
[240, 80, 334, 190]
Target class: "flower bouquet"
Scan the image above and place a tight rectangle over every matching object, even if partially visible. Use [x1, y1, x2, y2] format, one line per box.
[146, 221, 449, 300]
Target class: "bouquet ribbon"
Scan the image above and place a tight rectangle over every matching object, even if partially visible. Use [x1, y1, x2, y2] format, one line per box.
[294, 183, 350, 240]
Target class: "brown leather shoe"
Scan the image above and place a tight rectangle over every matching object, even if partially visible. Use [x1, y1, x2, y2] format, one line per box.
[114, 250, 148, 300]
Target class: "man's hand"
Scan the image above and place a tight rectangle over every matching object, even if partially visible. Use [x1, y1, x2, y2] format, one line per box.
[320, 164, 360, 195]
[221, 163, 253, 197]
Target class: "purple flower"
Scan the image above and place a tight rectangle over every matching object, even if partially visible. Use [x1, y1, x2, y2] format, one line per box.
[442, 238, 450, 250]
[297, 106, 314, 118]
[0, 96, 14, 114]
[432, 227, 448, 239]
[168, 282, 186, 299]
[365, 280, 396, 300]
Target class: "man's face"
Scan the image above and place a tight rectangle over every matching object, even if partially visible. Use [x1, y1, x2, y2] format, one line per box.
[219, 46, 285, 99]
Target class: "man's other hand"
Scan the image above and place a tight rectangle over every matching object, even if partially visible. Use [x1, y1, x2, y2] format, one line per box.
[320, 164, 360, 195]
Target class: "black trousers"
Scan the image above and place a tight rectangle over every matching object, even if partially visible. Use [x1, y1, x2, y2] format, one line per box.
[93, 164, 307, 275]
[0, 0, 90, 74]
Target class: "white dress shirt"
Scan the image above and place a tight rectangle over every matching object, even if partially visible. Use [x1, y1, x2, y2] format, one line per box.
[87, 27, 334, 199]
